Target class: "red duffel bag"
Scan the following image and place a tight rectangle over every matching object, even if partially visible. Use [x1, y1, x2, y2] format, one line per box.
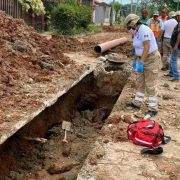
[127, 119, 169, 148]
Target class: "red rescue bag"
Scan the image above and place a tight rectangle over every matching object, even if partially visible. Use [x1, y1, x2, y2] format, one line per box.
[127, 119, 165, 148]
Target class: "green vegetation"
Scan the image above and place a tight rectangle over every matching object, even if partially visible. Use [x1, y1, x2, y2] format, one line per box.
[18, 0, 45, 15]
[114, 1, 121, 21]
[51, 3, 92, 35]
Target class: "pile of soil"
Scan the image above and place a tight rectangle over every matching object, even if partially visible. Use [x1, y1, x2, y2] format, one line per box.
[0, 9, 132, 126]
[0, 11, 81, 122]
[102, 26, 127, 33]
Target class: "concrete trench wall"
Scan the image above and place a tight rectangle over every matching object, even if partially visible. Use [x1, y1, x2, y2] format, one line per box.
[0, 63, 130, 178]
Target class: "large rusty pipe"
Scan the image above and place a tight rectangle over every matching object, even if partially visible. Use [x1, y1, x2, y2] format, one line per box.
[94, 37, 128, 54]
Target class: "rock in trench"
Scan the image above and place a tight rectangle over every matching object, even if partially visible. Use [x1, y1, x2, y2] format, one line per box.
[47, 160, 79, 175]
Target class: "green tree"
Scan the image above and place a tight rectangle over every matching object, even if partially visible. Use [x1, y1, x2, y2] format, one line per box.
[18, 0, 45, 15]
[114, 1, 121, 21]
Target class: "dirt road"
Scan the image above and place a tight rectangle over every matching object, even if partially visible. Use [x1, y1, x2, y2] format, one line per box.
[1, 12, 179, 179]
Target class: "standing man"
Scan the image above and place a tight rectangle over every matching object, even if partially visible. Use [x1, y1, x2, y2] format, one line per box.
[159, 7, 168, 57]
[159, 7, 168, 23]
[168, 11, 180, 81]
[124, 14, 161, 115]
[162, 11, 177, 71]
[147, 11, 164, 45]
[140, 8, 149, 25]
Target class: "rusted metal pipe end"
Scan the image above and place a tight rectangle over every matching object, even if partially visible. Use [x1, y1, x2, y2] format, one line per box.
[94, 45, 101, 53]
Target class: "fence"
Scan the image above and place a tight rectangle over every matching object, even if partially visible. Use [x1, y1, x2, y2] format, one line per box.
[0, 0, 22, 18]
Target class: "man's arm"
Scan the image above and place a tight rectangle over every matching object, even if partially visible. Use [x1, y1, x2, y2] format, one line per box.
[141, 40, 150, 62]
[159, 20, 164, 39]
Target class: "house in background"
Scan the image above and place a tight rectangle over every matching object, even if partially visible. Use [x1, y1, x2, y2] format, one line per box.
[93, 0, 113, 24]
[0, 0, 114, 29]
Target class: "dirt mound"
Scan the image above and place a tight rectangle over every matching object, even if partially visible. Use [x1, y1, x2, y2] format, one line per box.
[109, 41, 133, 57]
[0, 11, 76, 123]
[102, 26, 127, 33]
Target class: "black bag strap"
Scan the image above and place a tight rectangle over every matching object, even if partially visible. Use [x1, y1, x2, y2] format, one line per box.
[141, 147, 163, 155]
[159, 125, 171, 144]
[162, 135, 171, 144]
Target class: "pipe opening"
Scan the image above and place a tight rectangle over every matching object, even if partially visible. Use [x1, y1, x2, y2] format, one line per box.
[94, 45, 101, 53]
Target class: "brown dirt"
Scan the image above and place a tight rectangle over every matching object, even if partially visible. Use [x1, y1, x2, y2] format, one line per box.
[0, 10, 76, 123]
[0, 73, 125, 179]
[0, 11, 133, 179]
[0, 11, 132, 125]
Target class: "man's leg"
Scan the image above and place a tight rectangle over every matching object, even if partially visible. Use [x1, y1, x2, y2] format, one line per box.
[161, 38, 170, 70]
[144, 51, 161, 112]
[170, 51, 179, 80]
[126, 73, 145, 108]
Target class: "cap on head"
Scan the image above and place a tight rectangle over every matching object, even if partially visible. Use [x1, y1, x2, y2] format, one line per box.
[175, 11, 180, 16]
[153, 11, 159, 16]
[169, 11, 176, 18]
[124, 14, 140, 28]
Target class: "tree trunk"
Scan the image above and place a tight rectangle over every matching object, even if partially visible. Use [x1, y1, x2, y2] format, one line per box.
[110, 0, 115, 26]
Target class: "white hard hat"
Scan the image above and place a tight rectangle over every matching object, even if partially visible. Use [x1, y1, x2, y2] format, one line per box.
[169, 11, 176, 18]
[124, 14, 140, 28]
[175, 11, 180, 16]
[153, 11, 159, 16]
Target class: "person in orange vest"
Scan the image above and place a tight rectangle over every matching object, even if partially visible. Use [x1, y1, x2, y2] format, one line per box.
[147, 11, 164, 47]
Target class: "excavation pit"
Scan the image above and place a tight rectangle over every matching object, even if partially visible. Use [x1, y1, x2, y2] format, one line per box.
[0, 63, 130, 179]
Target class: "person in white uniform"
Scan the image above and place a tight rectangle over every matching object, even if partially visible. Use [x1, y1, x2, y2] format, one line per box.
[162, 11, 177, 70]
[124, 14, 161, 116]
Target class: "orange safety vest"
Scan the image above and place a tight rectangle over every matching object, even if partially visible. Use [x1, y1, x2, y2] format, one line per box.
[150, 18, 161, 39]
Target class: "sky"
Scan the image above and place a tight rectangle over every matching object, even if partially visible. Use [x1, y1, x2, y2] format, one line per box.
[105, 0, 131, 4]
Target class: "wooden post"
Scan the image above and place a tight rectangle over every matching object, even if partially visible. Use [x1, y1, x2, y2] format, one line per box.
[32, 15, 35, 28]
[110, 0, 115, 26]
[41, 14, 45, 31]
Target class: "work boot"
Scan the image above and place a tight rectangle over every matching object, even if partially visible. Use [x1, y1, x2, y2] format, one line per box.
[169, 77, 179, 82]
[164, 73, 173, 77]
[145, 110, 158, 117]
[161, 67, 168, 71]
[125, 100, 141, 109]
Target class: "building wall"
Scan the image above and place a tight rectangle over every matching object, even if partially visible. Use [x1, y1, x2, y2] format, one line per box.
[94, 5, 112, 24]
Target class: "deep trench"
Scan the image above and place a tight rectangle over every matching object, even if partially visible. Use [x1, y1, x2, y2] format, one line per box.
[0, 70, 127, 180]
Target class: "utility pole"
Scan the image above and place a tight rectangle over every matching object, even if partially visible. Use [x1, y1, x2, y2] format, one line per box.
[131, 0, 133, 13]
[110, 0, 115, 26]
[135, 0, 139, 14]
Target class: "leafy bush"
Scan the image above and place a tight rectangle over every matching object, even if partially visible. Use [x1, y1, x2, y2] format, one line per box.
[18, 0, 45, 16]
[75, 5, 92, 28]
[51, 3, 92, 35]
